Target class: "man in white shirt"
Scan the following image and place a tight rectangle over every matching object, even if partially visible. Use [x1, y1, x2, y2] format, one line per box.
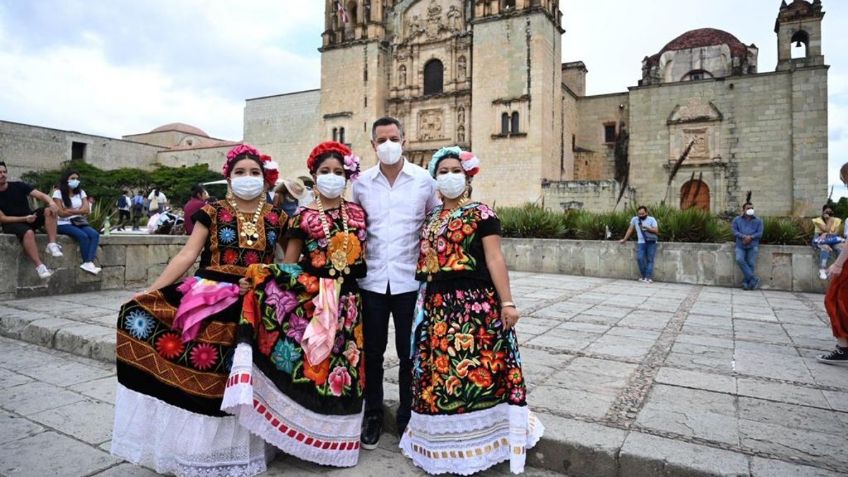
[352, 117, 440, 449]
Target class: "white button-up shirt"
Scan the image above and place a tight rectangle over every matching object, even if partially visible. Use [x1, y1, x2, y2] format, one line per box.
[352, 159, 440, 295]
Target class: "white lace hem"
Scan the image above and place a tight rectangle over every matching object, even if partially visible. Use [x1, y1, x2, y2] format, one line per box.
[111, 385, 271, 477]
[399, 403, 544, 475]
[222, 343, 363, 467]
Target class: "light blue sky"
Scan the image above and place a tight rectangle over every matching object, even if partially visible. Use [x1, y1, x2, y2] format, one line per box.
[0, 0, 844, 197]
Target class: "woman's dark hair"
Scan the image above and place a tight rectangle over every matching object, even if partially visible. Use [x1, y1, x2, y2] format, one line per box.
[0, 161, 6, 169]
[58, 169, 82, 208]
[191, 184, 206, 199]
[312, 152, 345, 174]
[226, 154, 265, 178]
[637, 205, 648, 213]
[153, 187, 160, 196]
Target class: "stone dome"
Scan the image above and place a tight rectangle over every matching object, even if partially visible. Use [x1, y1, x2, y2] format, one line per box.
[150, 122, 209, 137]
[646, 28, 749, 66]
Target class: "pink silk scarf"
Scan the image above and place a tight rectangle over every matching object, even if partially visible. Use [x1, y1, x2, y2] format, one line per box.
[172, 277, 241, 343]
[301, 277, 340, 366]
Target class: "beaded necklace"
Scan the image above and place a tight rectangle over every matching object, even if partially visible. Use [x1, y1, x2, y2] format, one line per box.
[314, 194, 351, 282]
[423, 198, 468, 280]
[227, 194, 266, 246]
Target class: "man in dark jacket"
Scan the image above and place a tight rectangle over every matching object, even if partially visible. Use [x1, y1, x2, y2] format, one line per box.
[731, 202, 764, 290]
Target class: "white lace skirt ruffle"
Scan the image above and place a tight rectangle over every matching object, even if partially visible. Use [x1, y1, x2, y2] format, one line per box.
[222, 343, 363, 467]
[399, 403, 544, 475]
[111, 384, 271, 477]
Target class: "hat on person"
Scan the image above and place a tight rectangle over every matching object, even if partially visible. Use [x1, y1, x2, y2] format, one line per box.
[277, 178, 307, 199]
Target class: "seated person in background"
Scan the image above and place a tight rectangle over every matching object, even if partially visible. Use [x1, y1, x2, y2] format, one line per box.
[812, 204, 844, 280]
[0, 161, 63, 279]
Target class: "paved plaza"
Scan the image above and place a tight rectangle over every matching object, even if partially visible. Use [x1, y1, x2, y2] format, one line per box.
[0, 273, 846, 476]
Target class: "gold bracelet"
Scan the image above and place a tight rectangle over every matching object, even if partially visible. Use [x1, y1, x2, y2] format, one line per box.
[501, 301, 516, 308]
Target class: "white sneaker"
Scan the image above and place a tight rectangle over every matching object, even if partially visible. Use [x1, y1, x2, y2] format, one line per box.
[646, 278, 654, 284]
[819, 269, 828, 280]
[45, 242, 63, 257]
[36, 264, 53, 279]
[80, 262, 101, 275]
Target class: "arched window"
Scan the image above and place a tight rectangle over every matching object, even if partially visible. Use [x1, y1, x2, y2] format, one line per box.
[680, 180, 710, 211]
[501, 113, 510, 135]
[339, 127, 346, 144]
[682, 69, 713, 81]
[791, 30, 809, 59]
[423, 59, 444, 95]
[511, 112, 520, 134]
[346, 1, 358, 24]
[332, 127, 338, 142]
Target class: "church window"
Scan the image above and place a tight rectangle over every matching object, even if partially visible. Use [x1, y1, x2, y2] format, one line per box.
[503, 0, 516, 10]
[603, 123, 617, 143]
[682, 69, 712, 82]
[71, 142, 86, 161]
[332, 128, 338, 142]
[423, 59, 444, 95]
[339, 127, 346, 144]
[791, 30, 809, 59]
[501, 113, 510, 135]
[511, 112, 520, 134]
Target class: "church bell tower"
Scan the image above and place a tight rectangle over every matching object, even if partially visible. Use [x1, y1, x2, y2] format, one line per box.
[775, 0, 825, 71]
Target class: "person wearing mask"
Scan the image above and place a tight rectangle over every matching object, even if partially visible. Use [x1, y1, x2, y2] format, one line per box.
[812, 204, 844, 280]
[0, 161, 63, 279]
[731, 202, 764, 290]
[272, 178, 308, 217]
[352, 117, 440, 448]
[818, 162, 848, 366]
[111, 144, 284, 476]
[619, 206, 660, 283]
[400, 147, 543, 475]
[224, 141, 367, 467]
[182, 184, 208, 235]
[53, 170, 101, 275]
[116, 190, 131, 231]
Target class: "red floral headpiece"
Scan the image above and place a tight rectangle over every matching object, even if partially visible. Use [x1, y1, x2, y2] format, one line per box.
[222, 144, 279, 186]
[307, 141, 353, 175]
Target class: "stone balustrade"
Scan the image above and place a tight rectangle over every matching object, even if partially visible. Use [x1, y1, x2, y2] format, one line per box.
[1, 235, 827, 301]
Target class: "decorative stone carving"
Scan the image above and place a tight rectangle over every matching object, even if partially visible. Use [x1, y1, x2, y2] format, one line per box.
[426, 1, 443, 40]
[447, 5, 462, 32]
[458, 125, 465, 143]
[407, 15, 424, 39]
[683, 128, 709, 160]
[418, 109, 444, 141]
[399, 65, 407, 87]
[668, 98, 723, 124]
[457, 56, 467, 81]
[457, 106, 465, 125]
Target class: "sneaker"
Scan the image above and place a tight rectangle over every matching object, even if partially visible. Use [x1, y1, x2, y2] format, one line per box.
[819, 269, 828, 280]
[646, 278, 654, 284]
[80, 262, 101, 275]
[750, 277, 761, 290]
[817, 346, 848, 366]
[360, 415, 382, 450]
[638, 278, 646, 282]
[36, 264, 53, 279]
[45, 242, 63, 257]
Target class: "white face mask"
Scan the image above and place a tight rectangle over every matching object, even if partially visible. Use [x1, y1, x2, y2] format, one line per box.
[376, 140, 403, 166]
[316, 174, 347, 199]
[437, 172, 467, 199]
[745, 208, 755, 216]
[68, 179, 80, 189]
[230, 176, 264, 200]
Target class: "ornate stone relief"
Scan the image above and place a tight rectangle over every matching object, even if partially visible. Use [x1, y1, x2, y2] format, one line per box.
[418, 108, 444, 141]
[668, 98, 723, 124]
[683, 128, 710, 160]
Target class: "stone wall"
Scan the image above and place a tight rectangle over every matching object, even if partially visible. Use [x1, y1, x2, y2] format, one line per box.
[0, 234, 189, 301]
[155, 145, 232, 175]
[502, 238, 826, 293]
[541, 180, 634, 212]
[573, 92, 628, 181]
[0, 121, 164, 178]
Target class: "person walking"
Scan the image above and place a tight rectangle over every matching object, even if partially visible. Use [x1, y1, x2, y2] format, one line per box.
[223, 141, 367, 467]
[352, 117, 440, 449]
[400, 147, 543, 475]
[130, 190, 144, 231]
[53, 169, 101, 275]
[731, 202, 764, 290]
[619, 206, 660, 283]
[111, 145, 284, 476]
[182, 184, 208, 235]
[116, 190, 131, 231]
[812, 204, 844, 280]
[0, 161, 63, 279]
[818, 163, 848, 366]
[148, 187, 167, 216]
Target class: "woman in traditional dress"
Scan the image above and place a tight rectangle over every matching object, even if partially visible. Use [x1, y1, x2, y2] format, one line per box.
[817, 161, 848, 366]
[222, 141, 367, 467]
[400, 147, 544, 475]
[111, 144, 284, 476]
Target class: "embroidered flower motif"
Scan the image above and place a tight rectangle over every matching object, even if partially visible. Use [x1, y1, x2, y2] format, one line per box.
[223, 249, 239, 265]
[189, 343, 219, 370]
[244, 250, 260, 265]
[507, 367, 524, 385]
[301, 209, 326, 239]
[218, 227, 237, 244]
[343, 341, 360, 367]
[343, 294, 358, 330]
[267, 230, 277, 245]
[447, 219, 463, 232]
[480, 350, 507, 372]
[455, 358, 474, 378]
[449, 230, 465, 243]
[218, 208, 234, 223]
[310, 250, 326, 269]
[454, 333, 474, 351]
[304, 357, 330, 385]
[433, 321, 448, 337]
[124, 310, 155, 340]
[478, 204, 496, 220]
[468, 367, 493, 388]
[264, 279, 299, 325]
[155, 333, 184, 359]
[434, 354, 450, 374]
[265, 211, 279, 226]
[328, 366, 352, 396]
[258, 329, 280, 356]
[354, 323, 364, 348]
[509, 387, 526, 404]
[346, 204, 366, 229]
[271, 339, 300, 374]
[297, 273, 319, 294]
[445, 375, 462, 396]
[329, 232, 362, 264]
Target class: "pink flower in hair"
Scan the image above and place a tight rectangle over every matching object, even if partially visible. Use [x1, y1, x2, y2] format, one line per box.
[343, 154, 361, 181]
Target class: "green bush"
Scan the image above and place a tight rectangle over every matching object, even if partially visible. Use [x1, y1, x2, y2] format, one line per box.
[498, 204, 565, 238]
[660, 207, 732, 243]
[760, 217, 812, 246]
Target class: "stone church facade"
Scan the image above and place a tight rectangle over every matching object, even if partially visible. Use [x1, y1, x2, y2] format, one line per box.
[245, 0, 829, 216]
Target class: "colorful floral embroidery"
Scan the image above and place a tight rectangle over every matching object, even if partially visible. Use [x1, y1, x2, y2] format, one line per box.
[271, 339, 300, 374]
[328, 366, 352, 396]
[218, 208, 234, 223]
[244, 250, 260, 265]
[124, 310, 155, 339]
[155, 333, 184, 359]
[189, 343, 219, 370]
[223, 249, 239, 265]
[417, 203, 498, 279]
[218, 227, 237, 244]
[267, 230, 277, 245]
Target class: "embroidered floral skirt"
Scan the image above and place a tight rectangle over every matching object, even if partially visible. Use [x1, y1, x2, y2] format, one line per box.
[112, 278, 270, 477]
[400, 279, 544, 475]
[222, 264, 365, 467]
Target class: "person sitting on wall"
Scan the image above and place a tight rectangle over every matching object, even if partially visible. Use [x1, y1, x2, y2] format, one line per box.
[812, 203, 844, 280]
[731, 202, 764, 290]
[0, 160, 64, 279]
[619, 205, 660, 283]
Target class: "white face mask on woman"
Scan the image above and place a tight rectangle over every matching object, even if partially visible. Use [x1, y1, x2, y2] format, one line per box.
[376, 140, 403, 166]
[437, 172, 467, 199]
[316, 174, 347, 199]
[230, 176, 264, 200]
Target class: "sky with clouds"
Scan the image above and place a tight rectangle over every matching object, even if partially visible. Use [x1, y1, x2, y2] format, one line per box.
[0, 0, 845, 198]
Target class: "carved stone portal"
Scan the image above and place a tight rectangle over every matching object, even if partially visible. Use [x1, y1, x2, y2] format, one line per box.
[418, 109, 444, 141]
[684, 128, 709, 160]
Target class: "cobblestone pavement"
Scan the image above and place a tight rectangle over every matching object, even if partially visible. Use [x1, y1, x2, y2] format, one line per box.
[1, 273, 846, 476]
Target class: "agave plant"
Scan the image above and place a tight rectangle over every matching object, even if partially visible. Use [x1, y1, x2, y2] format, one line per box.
[496, 204, 565, 238]
[761, 217, 811, 245]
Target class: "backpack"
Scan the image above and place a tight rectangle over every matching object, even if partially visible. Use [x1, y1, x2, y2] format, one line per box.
[132, 195, 144, 208]
[117, 195, 128, 208]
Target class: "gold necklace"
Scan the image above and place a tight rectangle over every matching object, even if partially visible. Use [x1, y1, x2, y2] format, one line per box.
[228, 194, 266, 246]
[314, 195, 351, 282]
